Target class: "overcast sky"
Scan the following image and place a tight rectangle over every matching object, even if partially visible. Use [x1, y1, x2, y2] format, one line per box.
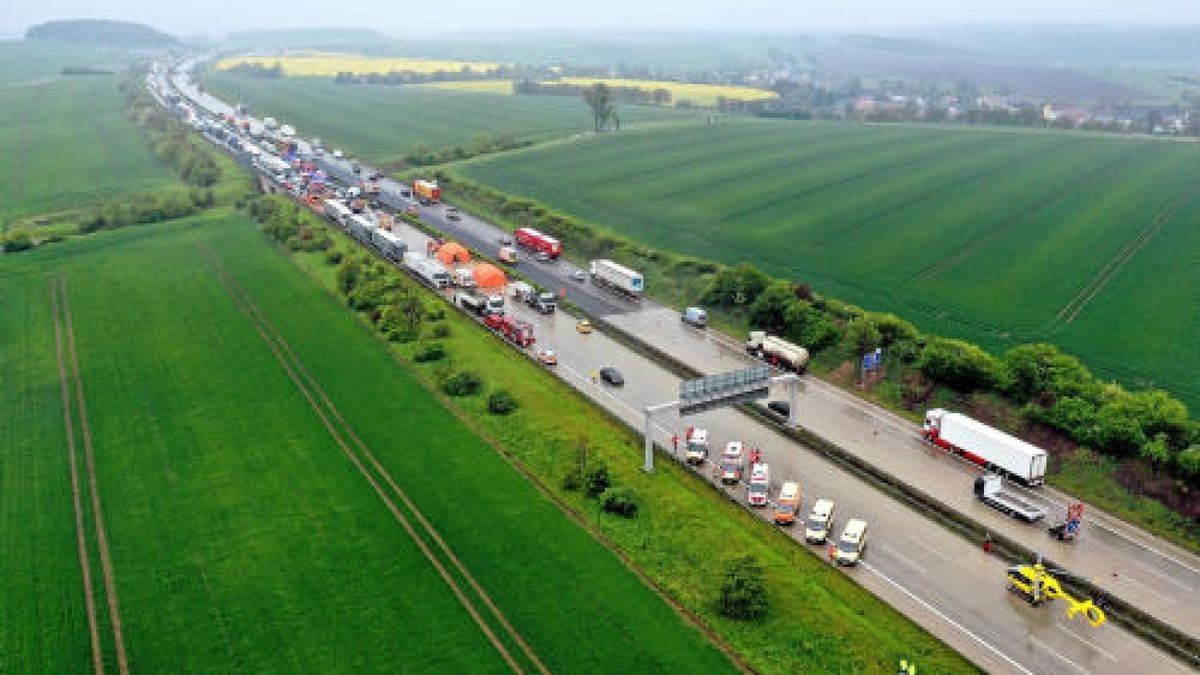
[4, 0, 1197, 39]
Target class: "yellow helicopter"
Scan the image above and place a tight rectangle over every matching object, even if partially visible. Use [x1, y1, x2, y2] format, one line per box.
[1006, 554, 1107, 628]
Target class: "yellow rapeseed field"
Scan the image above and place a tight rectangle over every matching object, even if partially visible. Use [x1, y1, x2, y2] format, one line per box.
[215, 53, 504, 76]
[421, 80, 517, 94]
[557, 77, 777, 105]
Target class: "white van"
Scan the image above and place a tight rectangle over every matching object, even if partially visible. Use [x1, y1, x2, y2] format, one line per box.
[835, 519, 869, 566]
[805, 499, 835, 544]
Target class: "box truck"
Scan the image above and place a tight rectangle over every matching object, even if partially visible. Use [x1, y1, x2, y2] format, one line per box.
[923, 409, 1048, 486]
[590, 259, 644, 298]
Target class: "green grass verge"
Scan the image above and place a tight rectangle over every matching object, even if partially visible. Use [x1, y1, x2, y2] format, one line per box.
[1, 210, 735, 673]
[287, 211, 980, 674]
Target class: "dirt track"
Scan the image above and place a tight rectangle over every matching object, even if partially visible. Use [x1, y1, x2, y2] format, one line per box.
[52, 276, 129, 675]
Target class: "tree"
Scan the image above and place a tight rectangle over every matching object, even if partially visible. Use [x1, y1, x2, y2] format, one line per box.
[718, 555, 768, 620]
[918, 338, 999, 392]
[845, 316, 881, 355]
[749, 280, 797, 332]
[583, 83, 616, 132]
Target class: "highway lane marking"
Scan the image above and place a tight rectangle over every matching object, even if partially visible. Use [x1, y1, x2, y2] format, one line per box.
[1125, 556, 1196, 592]
[860, 561, 1038, 675]
[876, 543, 934, 573]
[1108, 574, 1177, 606]
[1054, 623, 1117, 662]
[1029, 635, 1090, 674]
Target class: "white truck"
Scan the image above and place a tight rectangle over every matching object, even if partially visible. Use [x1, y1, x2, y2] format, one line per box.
[589, 259, 644, 298]
[371, 229, 407, 262]
[684, 428, 709, 465]
[323, 199, 353, 227]
[974, 474, 1046, 522]
[923, 409, 1048, 486]
[404, 252, 451, 289]
[719, 442, 744, 484]
[745, 331, 810, 372]
[347, 214, 375, 244]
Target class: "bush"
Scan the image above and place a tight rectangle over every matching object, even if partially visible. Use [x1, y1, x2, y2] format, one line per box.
[584, 461, 611, 498]
[1176, 446, 1200, 480]
[487, 389, 519, 415]
[562, 468, 583, 492]
[2, 231, 33, 253]
[431, 323, 452, 338]
[844, 316, 881, 354]
[324, 248, 344, 265]
[441, 370, 482, 397]
[718, 555, 768, 620]
[414, 342, 446, 363]
[601, 487, 638, 518]
[918, 338, 999, 392]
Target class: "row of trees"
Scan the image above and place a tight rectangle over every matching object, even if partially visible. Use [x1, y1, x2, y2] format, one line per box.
[704, 264, 1200, 484]
[515, 78, 675, 108]
[402, 134, 528, 166]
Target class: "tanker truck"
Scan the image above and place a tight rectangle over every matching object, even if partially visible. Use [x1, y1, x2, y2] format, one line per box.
[745, 331, 809, 372]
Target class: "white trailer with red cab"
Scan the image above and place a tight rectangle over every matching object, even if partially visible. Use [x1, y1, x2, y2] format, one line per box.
[923, 409, 1048, 486]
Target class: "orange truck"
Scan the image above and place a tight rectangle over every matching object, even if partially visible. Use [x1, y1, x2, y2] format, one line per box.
[774, 481, 801, 526]
[413, 179, 441, 204]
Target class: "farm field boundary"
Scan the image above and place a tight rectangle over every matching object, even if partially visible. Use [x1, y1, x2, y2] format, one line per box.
[195, 242, 545, 675]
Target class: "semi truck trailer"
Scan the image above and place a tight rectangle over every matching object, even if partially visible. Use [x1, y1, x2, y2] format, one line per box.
[589, 259, 644, 298]
[371, 229, 407, 262]
[923, 409, 1048, 485]
[745, 331, 809, 372]
[404, 252, 451, 289]
[514, 227, 562, 258]
[413, 179, 441, 204]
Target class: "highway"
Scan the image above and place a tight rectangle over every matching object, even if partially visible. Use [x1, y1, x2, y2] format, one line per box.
[162, 59, 1200, 674]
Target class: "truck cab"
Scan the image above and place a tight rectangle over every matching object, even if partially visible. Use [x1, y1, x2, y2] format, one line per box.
[774, 481, 801, 526]
[835, 519, 869, 566]
[747, 463, 770, 507]
[719, 442, 744, 484]
[685, 428, 709, 465]
[485, 295, 505, 316]
[805, 499, 835, 543]
[532, 292, 557, 314]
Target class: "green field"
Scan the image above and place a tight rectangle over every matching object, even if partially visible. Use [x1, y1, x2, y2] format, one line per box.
[0, 211, 734, 673]
[458, 119, 1200, 408]
[204, 71, 701, 162]
[0, 42, 174, 224]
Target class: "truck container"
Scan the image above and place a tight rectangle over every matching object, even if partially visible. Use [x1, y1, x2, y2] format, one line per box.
[372, 229, 407, 262]
[923, 409, 1048, 486]
[974, 474, 1046, 522]
[347, 214, 375, 243]
[323, 199, 353, 226]
[484, 314, 535, 348]
[514, 227, 562, 258]
[405, 253, 451, 289]
[745, 331, 809, 372]
[455, 289, 488, 314]
[413, 179, 441, 204]
[590, 259, 644, 298]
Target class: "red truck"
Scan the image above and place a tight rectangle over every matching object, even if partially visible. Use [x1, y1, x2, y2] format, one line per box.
[484, 314, 535, 347]
[514, 227, 562, 258]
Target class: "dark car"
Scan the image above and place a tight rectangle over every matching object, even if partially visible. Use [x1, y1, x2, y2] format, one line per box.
[534, 251, 553, 263]
[767, 400, 790, 417]
[600, 367, 624, 386]
[351, 163, 362, 174]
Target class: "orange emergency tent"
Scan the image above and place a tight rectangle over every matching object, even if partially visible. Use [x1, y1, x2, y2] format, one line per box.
[435, 241, 471, 265]
[472, 263, 507, 289]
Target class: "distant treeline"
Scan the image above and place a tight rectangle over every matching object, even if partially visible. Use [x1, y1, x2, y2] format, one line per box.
[26, 19, 177, 47]
[514, 78, 678, 106]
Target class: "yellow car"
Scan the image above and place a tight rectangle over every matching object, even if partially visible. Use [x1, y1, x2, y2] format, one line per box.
[576, 319, 593, 334]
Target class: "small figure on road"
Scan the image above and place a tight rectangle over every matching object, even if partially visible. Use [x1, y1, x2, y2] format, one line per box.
[590, 370, 599, 384]
[983, 532, 993, 554]
[672, 434, 679, 451]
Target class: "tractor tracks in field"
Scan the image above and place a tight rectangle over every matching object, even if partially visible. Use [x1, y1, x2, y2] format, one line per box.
[1048, 181, 1200, 331]
[50, 276, 130, 675]
[196, 243, 549, 675]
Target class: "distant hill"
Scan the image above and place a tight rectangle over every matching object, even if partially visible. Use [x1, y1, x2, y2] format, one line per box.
[223, 28, 395, 51]
[25, 20, 177, 47]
